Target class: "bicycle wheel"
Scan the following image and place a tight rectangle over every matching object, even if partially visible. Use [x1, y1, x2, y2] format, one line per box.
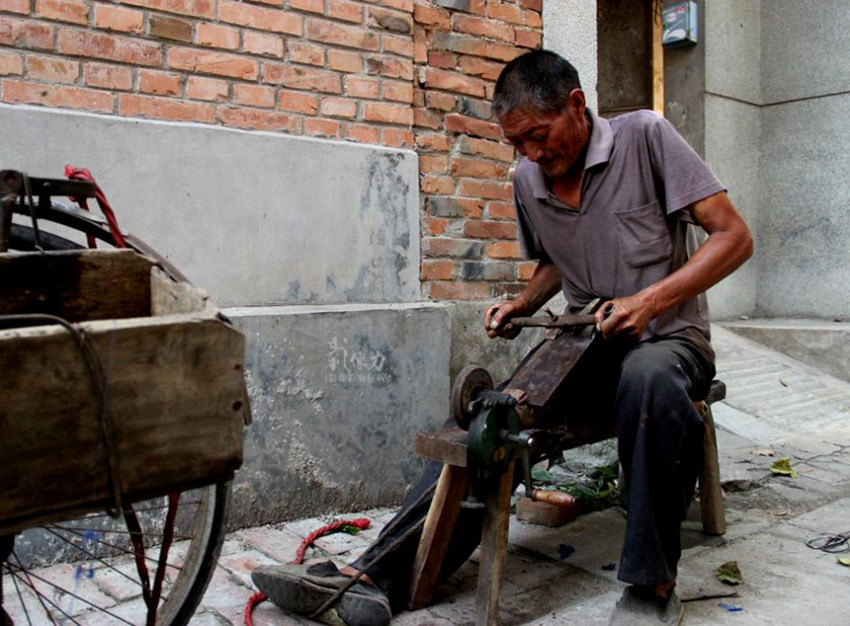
[2, 482, 229, 625]
[3, 211, 233, 625]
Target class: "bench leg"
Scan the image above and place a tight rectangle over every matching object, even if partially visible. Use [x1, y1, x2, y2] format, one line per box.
[410, 464, 469, 609]
[475, 459, 515, 626]
[697, 403, 726, 535]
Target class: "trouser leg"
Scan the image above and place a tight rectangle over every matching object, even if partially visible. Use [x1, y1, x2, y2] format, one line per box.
[614, 339, 714, 586]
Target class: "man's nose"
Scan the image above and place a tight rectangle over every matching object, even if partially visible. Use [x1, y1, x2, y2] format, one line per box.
[525, 143, 544, 162]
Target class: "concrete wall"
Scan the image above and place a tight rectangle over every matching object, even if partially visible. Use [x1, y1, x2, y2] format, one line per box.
[544, 0, 598, 112]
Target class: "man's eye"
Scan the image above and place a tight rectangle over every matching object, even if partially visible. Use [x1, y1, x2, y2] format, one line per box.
[530, 132, 547, 141]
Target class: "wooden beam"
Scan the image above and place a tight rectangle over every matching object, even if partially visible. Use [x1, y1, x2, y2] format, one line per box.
[652, 0, 665, 115]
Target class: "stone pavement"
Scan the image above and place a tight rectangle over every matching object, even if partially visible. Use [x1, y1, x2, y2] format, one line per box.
[194, 325, 850, 626]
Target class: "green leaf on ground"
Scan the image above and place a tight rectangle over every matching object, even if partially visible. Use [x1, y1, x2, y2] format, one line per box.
[770, 457, 797, 478]
[838, 557, 850, 567]
[716, 561, 744, 585]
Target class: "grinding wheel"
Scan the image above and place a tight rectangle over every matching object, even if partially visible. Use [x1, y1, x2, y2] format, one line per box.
[452, 365, 493, 430]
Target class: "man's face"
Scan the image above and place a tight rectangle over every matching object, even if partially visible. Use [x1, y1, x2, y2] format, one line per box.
[499, 90, 589, 179]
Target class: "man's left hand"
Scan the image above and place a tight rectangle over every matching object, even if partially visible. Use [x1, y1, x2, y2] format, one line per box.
[595, 292, 656, 340]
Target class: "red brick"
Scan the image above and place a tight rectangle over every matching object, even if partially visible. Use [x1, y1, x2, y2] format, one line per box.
[120, 93, 215, 122]
[186, 75, 228, 100]
[459, 179, 512, 200]
[382, 128, 412, 147]
[464, 219, 516, 239]
[458, 55, 503, 80]
[289, 0, 323, 12]
[2, 79, 113, 111]
[278, 89, 319, 114]
[244, 31, 284, 58]
[123, 0, 215, 18]
[363, 101, 411, 125]
[219, 106, 300, 131]
[487, 240, 521, 259]
[26, 54, 79, 83]
[413, 25, 426, 63]
[345, 75, 379, 98]
[421, 259, 453, 280]
[458, 135, 514, 162]
[522, 8, 541, 28]
[197, 23, 239, 50]
[328, 0, 362, 23]
[234, 83, 275, 108]
[413, 3, 449, 28]
[345, 122, 380, 143]
[425, 90, 456, 111]
[138, 69, 181, 95]
[413, 107, 441, 129]
[454, 14, 514, 43]
[306, 19, 379, 51]
[58, 31, 161, 66]
[451, 156, 508, 179]
[424, 236, 483, 258]
[263, 63, 341, 93]
[427, 50, 456, 69]
[430, 31, 520, 62]
[515, 496, 578, 527]
[515, 28, 541, 49]
[0, 17, 54, 50]
[83, 62, 133, 90]
[0, 0, 29, 14]
[458, 197, 485, 217]
[253, 0, 283, 6]
[445, 113, 501, 140]
[424, 69, 485, 97]
[320, 96, 357, 118]
[169, 47, 258, 79]
[428, 280, 490, 301]
[519, 0, 542, 11]
[0, 50, 22, 75]
[488, 200, 515, 220]
[421, 174, 454, 194]
[487, 2, 522, 24]
[382, 79, 412, 103]
[149, 15, 192, 42]
[219, 0, 303, 35]
[366, 54, 412, 80]
[94, 5, 144, 33]
[383, 33, 413, 57]
[288, 40, 324, 66]
[304, 117, 341, 137]
[35, 0, 88, 25]
[368, 7, 412, 33]
[517, 261, 536, 280]
[327, 49, 362, 73]
[419, 154, 446, 174]
[423, 216, 448, 236]
[360, 0, 411, 11]
[415, 132, 450, 152]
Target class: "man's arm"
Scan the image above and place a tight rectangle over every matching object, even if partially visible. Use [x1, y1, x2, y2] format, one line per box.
[485, 260, 561, 339]
[597, 191, 753, 339]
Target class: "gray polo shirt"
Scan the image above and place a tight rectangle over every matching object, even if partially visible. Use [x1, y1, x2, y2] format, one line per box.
[513, 108, 725, 363]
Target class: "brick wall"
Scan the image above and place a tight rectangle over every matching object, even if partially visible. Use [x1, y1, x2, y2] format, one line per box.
[414, 0, 541, 300]
[0, 0, 542, 300]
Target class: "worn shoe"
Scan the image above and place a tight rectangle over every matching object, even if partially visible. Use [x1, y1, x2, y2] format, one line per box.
[608, 586, 684, 625]
[251, 560, 391, 626]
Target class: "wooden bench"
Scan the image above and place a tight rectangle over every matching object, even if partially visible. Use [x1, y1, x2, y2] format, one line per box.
[409, 380, 727, 626]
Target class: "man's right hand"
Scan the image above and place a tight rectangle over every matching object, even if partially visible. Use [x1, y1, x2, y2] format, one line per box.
[484, 300, 526, 339]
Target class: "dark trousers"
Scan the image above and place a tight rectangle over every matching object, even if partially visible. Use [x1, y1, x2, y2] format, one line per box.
[351, 335, 715, 611]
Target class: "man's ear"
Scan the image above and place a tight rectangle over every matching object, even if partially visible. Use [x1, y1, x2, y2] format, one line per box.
[567, 89, 586, 115]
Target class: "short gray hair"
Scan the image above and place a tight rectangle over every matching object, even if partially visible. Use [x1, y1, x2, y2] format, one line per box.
[492, 50, 582, 118]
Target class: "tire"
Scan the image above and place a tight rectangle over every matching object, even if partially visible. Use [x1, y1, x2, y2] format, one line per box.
[3, 212, 232, 625]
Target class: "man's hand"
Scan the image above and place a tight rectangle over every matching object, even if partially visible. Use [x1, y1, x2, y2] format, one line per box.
[484, 300, 527, 339]
[594, 293, 655, 340]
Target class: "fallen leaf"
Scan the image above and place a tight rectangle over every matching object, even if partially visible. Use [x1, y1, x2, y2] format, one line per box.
[838, 557, 850, 567]
[751, 448, 775, 457]
[770, 458, 797, 478]
[779, 379, 790, 387]
[770, 509, 791, 517]
[716, 561, 744, 585]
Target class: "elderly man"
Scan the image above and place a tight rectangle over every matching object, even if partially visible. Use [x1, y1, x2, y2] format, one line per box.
[253, 50, 752, 626]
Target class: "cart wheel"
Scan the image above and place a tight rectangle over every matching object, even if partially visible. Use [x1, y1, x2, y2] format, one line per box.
[2, 483, 229, 625]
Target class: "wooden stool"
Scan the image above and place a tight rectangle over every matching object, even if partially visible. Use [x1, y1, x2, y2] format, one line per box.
[409, 380, 727, 626]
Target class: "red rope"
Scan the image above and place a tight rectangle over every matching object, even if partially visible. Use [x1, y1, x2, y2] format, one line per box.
[64, 166, 127, 249]
[245, 518, 371, 626]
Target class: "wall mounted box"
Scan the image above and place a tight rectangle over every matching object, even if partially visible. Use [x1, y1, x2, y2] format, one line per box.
[663, 1, 698, 48]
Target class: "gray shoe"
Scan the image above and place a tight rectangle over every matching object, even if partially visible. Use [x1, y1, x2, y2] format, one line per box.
[252, 560, 391, 626]
[608, 587, 684, 625]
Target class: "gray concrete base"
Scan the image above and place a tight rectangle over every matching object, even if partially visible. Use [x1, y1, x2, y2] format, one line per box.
[719, 318, 850, 383]
[224, 302, 450, 528]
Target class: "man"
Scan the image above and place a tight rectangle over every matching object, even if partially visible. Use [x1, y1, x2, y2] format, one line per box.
[253, 50, 752, 626]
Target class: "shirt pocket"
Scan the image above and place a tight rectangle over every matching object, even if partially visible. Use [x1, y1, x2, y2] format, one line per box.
[615, 200, 673, 268]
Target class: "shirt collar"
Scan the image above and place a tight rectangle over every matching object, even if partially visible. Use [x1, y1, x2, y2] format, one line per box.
[528, 108, 614, 200]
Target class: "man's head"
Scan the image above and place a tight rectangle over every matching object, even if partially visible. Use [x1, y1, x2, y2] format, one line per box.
[493, 50, 590, 179]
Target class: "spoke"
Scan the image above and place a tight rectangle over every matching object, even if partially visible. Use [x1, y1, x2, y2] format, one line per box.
[5, 562, 34, 626]
[62, 500, 202, 521]
[9, 553, 60, 625]
[49, 525, 193, 541]
[46, 527, 183, 572]
[43, 528, 145, 588]
[6, 564, 136, 626]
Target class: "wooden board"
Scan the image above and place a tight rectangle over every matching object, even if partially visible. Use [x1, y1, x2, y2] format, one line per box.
[0, 249, 246, 535]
